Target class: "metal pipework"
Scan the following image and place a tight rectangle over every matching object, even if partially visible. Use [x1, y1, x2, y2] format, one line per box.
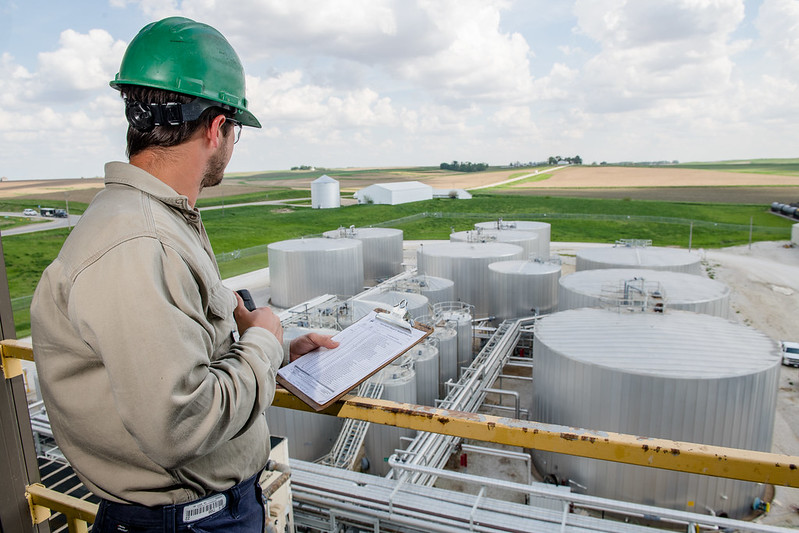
[272, 388, 799, 487]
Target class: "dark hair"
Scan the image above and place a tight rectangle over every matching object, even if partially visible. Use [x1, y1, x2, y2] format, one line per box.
[120, 86, 234, 158]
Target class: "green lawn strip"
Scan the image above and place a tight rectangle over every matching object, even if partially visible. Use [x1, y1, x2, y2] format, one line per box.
[4, 195, 792, 338]
[0, 217, 49, 231]
[196, 189, 311, 208]
[490, 173, 553, 189]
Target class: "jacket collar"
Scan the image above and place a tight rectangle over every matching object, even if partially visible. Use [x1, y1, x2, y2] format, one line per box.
[104, 161, 195, 214]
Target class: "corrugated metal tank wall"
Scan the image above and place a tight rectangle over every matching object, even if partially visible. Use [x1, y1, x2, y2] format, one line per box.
[450, 229, 539, 260]
[416, 315, 458, 393]
[532, 308, 780, 518]
[559, 268, 731, 318]
[576, 245, 703, 274]
[365, 362, 417, 477]
[323, 227, 403, 283]
[311, 176, 340, 209]
[417, 242, 524, 316]
[410, 341, 439, 407]
[268, 238, 364, 308]
[489, 260, 561, 320]
[475, 220, 551, 259]
[433, 302, 474, 375]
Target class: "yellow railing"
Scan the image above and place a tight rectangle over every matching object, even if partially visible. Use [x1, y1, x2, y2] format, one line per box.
[4, 338, 799, 532]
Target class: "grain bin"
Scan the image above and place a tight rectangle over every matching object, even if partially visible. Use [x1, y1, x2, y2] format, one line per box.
[576, 242, 702, 274]
[450, 229, 539, 261]
[532, 307, 780, 518]
[417, 242, 524, 316]
[266, 326, 344, 461]
[489, 260, 561, 320]
[364, 362, 417, 476]
[475, 220, 551, 259]
[311, 174, 340, 209]
[559, 268, 731, 318]
[268, 238, 364, 308]
[323, 226, 403, 283]
[392, 275, 455, 308]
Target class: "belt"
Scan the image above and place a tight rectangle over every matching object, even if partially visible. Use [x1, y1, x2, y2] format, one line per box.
[98, 472, 259, 526]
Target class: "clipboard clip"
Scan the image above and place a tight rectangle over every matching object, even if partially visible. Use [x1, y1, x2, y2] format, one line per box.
[375, 299, 413, 333]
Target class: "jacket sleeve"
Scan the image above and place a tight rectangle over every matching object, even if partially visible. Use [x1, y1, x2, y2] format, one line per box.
[69, 237, 283, 469]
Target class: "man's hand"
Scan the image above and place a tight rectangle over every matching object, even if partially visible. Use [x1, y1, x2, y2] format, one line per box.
[233, 292, 283, 345]
[289, 333, 339, 362]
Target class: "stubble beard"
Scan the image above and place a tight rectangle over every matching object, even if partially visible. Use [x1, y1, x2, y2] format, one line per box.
[200, 140, 230, 190]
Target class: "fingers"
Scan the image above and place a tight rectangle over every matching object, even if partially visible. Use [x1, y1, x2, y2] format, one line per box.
[309, 333, 339, 349]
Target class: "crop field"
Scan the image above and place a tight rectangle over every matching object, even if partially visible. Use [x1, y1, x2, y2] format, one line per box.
[1, 159, 797, 337]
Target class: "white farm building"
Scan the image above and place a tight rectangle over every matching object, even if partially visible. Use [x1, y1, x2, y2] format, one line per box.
[353, 181, 433, 205]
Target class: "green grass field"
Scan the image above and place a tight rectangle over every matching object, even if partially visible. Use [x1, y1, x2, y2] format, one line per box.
[2, 186, 795, 338]
[676, 159, 799, 176]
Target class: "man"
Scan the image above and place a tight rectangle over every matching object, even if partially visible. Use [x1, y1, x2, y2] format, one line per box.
[30, 17, 335, 532]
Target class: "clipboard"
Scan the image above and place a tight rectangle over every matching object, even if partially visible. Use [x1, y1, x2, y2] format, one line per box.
[276, 302, 433, 411]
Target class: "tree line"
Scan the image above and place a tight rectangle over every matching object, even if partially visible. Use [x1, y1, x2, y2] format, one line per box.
[547, 155, 582, 165]
[440, 161, 489, 172]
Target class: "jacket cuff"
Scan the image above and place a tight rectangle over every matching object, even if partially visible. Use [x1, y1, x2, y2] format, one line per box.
[240, 327, 284, 370]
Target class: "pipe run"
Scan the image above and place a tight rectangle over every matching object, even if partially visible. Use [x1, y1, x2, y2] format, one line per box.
[386, 456, 790, 533]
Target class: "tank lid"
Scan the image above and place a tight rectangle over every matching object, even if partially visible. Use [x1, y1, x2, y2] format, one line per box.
[419, 241, 523, 259]
[489, 260, 561, 275]
[268, 237, 361, 252]
[534, 308, 779, 378]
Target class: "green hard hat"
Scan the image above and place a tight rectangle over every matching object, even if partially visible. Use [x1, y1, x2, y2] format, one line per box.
[110, 17, 261, 128]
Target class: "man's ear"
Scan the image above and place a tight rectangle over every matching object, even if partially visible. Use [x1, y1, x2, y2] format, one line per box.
[207, 114, 227, 148]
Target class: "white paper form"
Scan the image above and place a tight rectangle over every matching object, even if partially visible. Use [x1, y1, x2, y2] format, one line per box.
[277, 310, 426, 407]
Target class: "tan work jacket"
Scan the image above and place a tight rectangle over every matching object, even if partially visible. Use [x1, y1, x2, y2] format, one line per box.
[31, 162, 284, 506]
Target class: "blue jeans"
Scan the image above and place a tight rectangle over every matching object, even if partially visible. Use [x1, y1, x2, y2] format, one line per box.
[92, 473, 265, 532]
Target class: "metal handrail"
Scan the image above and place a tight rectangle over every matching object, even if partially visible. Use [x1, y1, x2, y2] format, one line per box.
[4, 338, 799, 532]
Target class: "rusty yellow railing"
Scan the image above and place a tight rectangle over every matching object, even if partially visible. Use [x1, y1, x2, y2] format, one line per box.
[4, 338, 799, 532]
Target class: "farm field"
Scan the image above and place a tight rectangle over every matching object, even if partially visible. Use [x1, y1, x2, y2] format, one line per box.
[3, 163, 799, 205]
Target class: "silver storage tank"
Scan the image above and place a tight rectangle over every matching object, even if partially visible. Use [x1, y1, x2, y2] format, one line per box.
[268, 238, 364, 308]
[489, 260, 561, 320]
[559, 268, 731, 318]
[365, 362, 417, 477]
[417, 242, 524, 317]
[266, 327, 344, 461]
[392, 275, 455, 308]
[337, 299, 381, 328]
[416, 314, 458, 395]
[311, 174, 340, 209]
[409, 340, 439, 407]
[532, 308, 780, 518]
[323, 226, 403, 283]
[576, 245, 702, 275]
[475, 220, 551, 259]
[433, 302, 474, 375]
[361, 290, 429, 319]
[450, 229, 539, 261]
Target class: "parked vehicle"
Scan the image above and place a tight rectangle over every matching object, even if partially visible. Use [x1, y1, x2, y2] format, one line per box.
[781, 341, 799, 367]
[22, 209, 38, 217]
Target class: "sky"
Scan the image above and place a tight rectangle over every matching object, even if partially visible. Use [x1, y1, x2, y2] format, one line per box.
[1, 0, 798, 180]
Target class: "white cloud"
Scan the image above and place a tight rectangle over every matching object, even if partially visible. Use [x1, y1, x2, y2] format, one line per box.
[574, 0, 748, 112]
[755, 0, 799, 75]
[38, 29, 127, 93]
